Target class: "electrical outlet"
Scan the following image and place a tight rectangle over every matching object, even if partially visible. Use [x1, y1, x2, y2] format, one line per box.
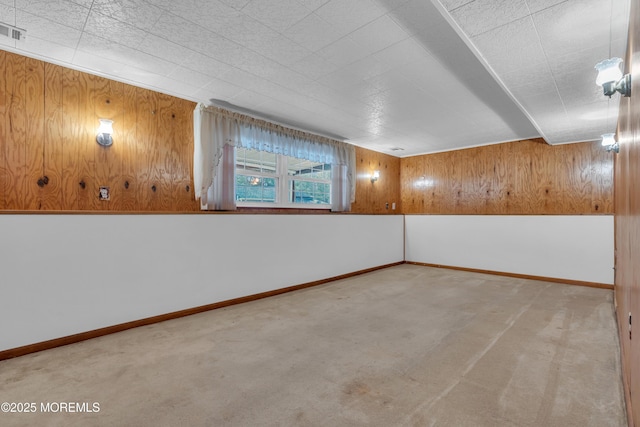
[385, 202, 389, 209]
[99, 186, 110, 201]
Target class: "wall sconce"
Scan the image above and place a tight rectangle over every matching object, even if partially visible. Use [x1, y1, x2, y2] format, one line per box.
[595, 58, 631, 97]
[96, 119, 114, 146]
[601, 133, 619, 153]
[370, 170, 380, 183]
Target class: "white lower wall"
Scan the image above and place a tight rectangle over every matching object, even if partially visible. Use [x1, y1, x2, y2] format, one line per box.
[0, 214, 404, 352]
[405, 215, 614, 285]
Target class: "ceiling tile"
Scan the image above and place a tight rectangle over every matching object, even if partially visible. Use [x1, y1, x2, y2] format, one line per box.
[297, 0, 331, 11]
[438, 0, 475, 11]
[69, 0, 96, 7]
[15, 36, 76, 63]
[289, 53, 341, 80]
[84, 10, 149, 50]
[72, 49, 134, 78]
[260, 66, 315, 91]
[217, 0, 251, 10]
[373, 37, 427, 67]
[532, 0, 611, 58]
[283, 12, 347, 52]
[241, 0, 313, 32]
[347, 15, 409, 56]
[90, 0, 164, 32]
[15, 10, 82, 49]
[167, 66, 215, 89]
[181, 51, 233, 77]
[15, 0, 89, 30]
[157, 0, 242, 34]
[317, 36, 371, 68]
[76, 32, 177, 76]
[138, 34, 194, 65]
[250, 34, 311, 66]
[149, 11, 235, 59]
[314, 0, 386, 35]
[194, 78, 244, 102]
[229, 89, 278, 109]
[450, 0, 530, 37]
[498, 61, 552, 89]
[0, 3, 15, 25]
[342, 55, 396, 80]
[144, 72, 203, 97]
[525, 0, 569, 14]
[471, 16, 547, 74]
[216, 14, 280, 49]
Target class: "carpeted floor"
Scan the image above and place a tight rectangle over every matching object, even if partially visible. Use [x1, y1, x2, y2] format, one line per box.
[0, 264, 626, 426]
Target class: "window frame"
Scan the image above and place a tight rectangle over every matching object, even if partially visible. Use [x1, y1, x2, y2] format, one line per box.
[235, 148, 332, 209]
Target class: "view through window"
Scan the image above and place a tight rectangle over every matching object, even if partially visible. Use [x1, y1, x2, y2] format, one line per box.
[235, 147, 331, 207]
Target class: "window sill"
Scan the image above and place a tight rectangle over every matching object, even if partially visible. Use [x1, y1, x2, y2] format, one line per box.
[236, 203, 331, 210]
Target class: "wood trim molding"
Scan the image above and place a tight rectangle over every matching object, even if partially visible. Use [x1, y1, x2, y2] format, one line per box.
[0, 209, 402, 215]
[0, 262, 404, 361]
[405, 261, 614, 290]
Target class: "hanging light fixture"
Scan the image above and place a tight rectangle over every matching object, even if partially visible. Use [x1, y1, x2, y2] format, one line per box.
[595, 58, 631, 97]
[601, 133, 619, 153]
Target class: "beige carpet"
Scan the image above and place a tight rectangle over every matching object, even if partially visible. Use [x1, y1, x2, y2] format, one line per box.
[0, 265, 626, 426]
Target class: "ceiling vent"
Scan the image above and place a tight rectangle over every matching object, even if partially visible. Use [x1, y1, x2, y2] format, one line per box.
[0, 22, 25, 41]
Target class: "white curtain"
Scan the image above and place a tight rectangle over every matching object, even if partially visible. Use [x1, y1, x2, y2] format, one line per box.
[194, 103, 356, 211]
[194, 104, 240, 210]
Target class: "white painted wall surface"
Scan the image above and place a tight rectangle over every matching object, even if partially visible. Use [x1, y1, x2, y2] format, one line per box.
[0, 214, 404, 352]
[405, 215, 614, 285]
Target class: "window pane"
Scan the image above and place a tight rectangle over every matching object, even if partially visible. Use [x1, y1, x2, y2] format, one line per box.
[289, 180, 330, 204]
[236, 175, 276, 203]
[287, 157, 331, 179]
[236, 148, 277, 174]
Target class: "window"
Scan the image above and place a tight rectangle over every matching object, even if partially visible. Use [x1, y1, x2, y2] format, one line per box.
[235, 147, 331, 208]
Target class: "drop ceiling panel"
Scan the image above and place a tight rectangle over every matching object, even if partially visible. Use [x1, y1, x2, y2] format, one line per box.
[449, 0, 530, 37]
[0, 0, 628, 156]
[91, 0, 164, 32]
[242, 0, 312, 32]
[15, 0, 89, 30]
[438, 0, 630, 145]
[15, 9, 82, 48]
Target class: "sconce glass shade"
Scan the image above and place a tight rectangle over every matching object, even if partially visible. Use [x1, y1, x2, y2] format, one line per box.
[371, 170, 380, 183]
[96, 119, 113, 146]
[601, 133, 616, 147]
[595, 58, 623, 86]
[601, 133, 619, 153]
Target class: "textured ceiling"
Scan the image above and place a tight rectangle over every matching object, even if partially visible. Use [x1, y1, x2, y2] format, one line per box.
[0, 0, 629, 157]
[436, 0, 630, 146]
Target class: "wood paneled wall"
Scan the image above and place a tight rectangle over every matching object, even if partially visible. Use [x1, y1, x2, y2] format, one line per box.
[0, 51, 198, 211]
[350, 146, 402, 214]
[614, 0, 640, 423]
[400, 138, 613, 215]
[0, 51, 398, 214]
